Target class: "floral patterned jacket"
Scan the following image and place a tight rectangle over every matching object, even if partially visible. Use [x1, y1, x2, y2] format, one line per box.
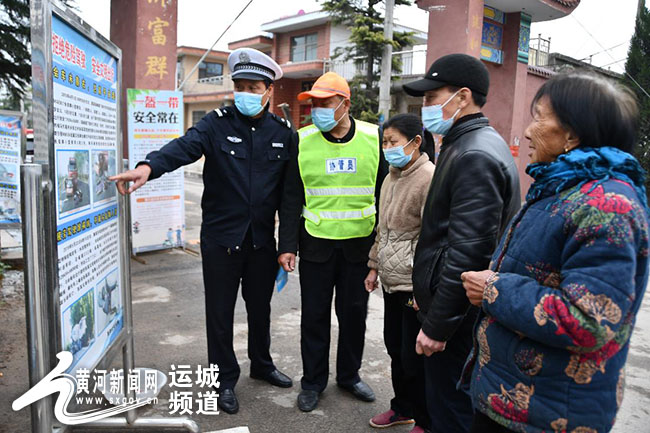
[465, 179, 649, 433]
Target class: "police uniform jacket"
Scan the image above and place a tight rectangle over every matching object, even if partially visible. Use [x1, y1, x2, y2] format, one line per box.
[140, 105, 297, 251]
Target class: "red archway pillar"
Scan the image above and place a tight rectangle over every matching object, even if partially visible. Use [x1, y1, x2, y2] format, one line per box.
[110, 0, 178, 157]
[416, 0, 484, 65]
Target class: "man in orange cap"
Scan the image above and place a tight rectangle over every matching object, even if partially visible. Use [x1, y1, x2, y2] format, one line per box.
[277, 72, 387, 412]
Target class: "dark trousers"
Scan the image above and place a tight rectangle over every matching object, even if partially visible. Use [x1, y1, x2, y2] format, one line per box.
[200, 229, 277, 390]
[424, 313, 475, 433]
[299, 250, 369, 392]
[383, 291, 429, 429]
[469, 411, 516, 433]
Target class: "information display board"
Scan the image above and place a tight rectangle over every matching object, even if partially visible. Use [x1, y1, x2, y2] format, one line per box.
[20, 2, 203, 431]
[0, 111, 24, 225]
[51, 14, 123, 371]
[126, 89, 185, 254]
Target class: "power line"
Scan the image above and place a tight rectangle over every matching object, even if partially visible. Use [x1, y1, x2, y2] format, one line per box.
[599, 58, 626, 68]
[177, 0, 255, 91]
[570, 14, 649, 98]
[578, 41, 628, 62]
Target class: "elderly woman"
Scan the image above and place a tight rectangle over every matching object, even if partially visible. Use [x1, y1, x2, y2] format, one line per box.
[461, 72, 649, 433]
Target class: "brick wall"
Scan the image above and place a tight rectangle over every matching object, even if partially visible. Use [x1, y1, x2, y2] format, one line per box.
[270, 78, 304, 126]
[267, 21, 332, 127]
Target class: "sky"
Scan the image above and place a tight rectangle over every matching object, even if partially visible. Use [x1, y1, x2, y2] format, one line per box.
[73, 0, 647, 74]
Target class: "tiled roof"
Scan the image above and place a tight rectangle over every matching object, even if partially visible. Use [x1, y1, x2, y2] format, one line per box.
[527, 65, 555, 78]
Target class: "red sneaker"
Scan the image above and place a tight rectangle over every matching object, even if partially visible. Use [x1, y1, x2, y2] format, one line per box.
[409, 426, 426, 433]
[369, 409, 415, 428]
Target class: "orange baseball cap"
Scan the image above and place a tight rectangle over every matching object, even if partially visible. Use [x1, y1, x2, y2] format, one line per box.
[297, 72, 350, 101]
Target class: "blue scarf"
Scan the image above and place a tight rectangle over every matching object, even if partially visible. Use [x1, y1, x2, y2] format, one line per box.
[525, 146, 649, 213]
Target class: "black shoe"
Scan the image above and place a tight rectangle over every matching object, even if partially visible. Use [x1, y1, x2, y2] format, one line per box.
[297, 389, 320, 412]
[338, 380, 375, 402]
[217, 388, 239, 414]
[250, 368, 293, 388]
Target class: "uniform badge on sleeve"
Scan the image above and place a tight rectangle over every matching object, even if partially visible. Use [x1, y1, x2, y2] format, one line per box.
[326, 158, 357, 174]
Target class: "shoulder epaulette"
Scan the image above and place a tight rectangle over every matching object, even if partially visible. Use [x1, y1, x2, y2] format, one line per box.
[213, 107, 233, 118]
[270, 113, 292, 129]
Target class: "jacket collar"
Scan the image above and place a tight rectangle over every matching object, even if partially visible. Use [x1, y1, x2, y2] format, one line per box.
[233, 104, 269, 126]
[322, 115, 356, 143]
[389, 152, 430, 178]
[442, 115, 490, 145]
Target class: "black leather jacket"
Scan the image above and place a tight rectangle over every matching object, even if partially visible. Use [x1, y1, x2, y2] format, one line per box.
[412, 115, 521, 341]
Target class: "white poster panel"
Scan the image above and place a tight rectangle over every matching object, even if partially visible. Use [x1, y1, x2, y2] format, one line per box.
[52, 14, 122, 372]
[0, 113, 23, 224]
[126, 89, 185, 253]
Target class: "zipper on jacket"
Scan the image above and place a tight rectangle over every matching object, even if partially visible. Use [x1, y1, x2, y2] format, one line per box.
[383, 177, 399, 245]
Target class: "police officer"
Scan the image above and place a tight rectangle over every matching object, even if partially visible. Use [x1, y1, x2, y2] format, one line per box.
[277, 72, 388, 412]
[111, 48, 295, 415]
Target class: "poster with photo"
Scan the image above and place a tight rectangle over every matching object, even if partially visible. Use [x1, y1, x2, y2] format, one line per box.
[61, 288, 95, 365]
[95, 269, 121, 334]
[56, 150, 91, 216]
[126, 89, 185, 253]
[91, 149, 117, 204]
[0, 114, 23, 224]
[52, 14, 123, 372]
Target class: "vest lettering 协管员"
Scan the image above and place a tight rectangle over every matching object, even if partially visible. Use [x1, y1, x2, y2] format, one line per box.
[298, 121, 379, 240]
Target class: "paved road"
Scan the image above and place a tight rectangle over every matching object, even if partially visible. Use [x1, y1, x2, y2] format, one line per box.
[125, 177, 397, 433]
[1, 175, 649, 433]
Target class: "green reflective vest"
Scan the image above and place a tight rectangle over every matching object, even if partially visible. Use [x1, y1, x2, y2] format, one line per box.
[298, 120, 379, 240]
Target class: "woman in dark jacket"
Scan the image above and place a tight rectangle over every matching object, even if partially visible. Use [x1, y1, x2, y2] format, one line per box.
[461, 72, 650, 433]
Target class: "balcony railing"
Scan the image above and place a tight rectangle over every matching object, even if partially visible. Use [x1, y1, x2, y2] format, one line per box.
[176, 73, 226, 92]
[197, 75, 225, 85]
[529, 34, 551, 67]
[323, 49, 427, 80]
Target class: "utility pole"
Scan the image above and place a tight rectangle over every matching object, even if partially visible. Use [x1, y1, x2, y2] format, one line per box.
[378, 0, 395, 124]
[638, 0, 645, 21]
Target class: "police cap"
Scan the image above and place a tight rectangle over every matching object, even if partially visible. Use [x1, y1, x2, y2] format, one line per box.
[228, 48, 283, 82]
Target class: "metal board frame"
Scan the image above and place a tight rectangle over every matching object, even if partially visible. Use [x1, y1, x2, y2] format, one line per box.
[32, 0, 129, 376]
[28, 1, 199, 432]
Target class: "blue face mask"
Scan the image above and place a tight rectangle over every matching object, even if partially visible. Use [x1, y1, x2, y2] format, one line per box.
[311, 99, 345, 132]
[383, 137, 415, 168]
[422, 91, 461, 136]
[234, 89, 267, 117]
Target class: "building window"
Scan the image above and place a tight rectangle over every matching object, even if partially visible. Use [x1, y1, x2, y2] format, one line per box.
[291, 33, 318, 62]
[192, 110, 206, 125]
[176, 60, 183, 85]
[301, 80, 315, 92]
[408, 105, 421, 116]
[198, 62, 223, 79]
